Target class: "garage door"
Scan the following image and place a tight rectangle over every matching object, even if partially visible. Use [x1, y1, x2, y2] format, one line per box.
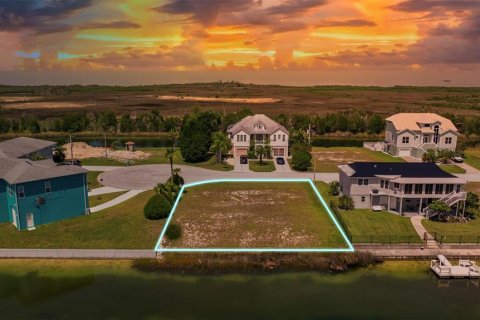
[273, 148, 285, 157]
[235, 148, 247, 157]
[398, 149, 411, 157]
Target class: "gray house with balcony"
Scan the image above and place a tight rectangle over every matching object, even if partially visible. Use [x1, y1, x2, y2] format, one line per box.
[338, 162, 466, 216]
[384, 113, 458, 158]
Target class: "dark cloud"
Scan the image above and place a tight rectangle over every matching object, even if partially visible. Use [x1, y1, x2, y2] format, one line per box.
[79, 21, 141, 30]
[0, 0, 91, 33]
[266, 0, 328, 15]
[154, 0, 260, 26]
[316, 19, 377, 27]
[389, 0, 479, 12]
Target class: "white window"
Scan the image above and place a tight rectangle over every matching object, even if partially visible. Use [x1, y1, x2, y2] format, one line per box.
[402, 136, 409, 144]
[45, 181, 51, 194]
[445, 137, 452, 144]
[18, 186, 25, 199]
[282, 135, 285, 142]
[272, 135, 276, 142]
[361, 196, 365, 202]
[237, 135, 240, 142]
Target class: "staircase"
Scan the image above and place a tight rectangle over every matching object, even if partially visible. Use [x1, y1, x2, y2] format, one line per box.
[422, 191, 467, 218]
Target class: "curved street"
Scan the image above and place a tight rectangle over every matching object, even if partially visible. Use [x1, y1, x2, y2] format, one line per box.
[91, 164, 339, 190]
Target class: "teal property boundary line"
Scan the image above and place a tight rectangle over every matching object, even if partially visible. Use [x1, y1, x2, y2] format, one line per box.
[154, 178, 355, 253]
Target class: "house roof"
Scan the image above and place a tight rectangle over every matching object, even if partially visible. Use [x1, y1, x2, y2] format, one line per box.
[341, 162, 457, 179]
[227, 114, 289, 136]
[0, 137, 57, 158]
[0, 158, 87, 184]
[386, 113, 457, 133]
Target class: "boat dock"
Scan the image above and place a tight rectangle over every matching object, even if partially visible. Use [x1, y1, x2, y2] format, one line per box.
[430, 255, 480, 279]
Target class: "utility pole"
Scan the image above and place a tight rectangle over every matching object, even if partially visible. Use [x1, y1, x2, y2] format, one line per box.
[313, 151, 316, 182]
[70, 134, 74, 165]
[308, 124, 311, 145]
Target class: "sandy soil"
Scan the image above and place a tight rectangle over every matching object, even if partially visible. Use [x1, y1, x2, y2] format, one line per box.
[0, 96, 44, 102]
[63, 142, 151, 161]
[154, 95, 281, 104]
[3, 101, 95, 109]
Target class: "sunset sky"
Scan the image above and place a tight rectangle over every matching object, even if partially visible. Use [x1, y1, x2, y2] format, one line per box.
[0, 0, 479, 85]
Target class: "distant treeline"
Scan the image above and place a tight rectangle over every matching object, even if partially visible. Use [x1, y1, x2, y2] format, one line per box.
[0, 107, 479, 137]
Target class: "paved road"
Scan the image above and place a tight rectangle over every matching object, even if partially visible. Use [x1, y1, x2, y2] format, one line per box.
[94, 164, 338, 190]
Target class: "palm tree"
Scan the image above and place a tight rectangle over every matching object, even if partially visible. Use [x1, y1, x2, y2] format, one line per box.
[255, 145, 268, 165]
[165, 147, 176, 180]
[210, 131, 231, 164]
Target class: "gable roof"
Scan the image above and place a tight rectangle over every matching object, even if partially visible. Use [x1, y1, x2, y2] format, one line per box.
[0, 158, 86, 184]
[341, 162, 456, 178]
[386, 113, 457, 133]
[227, 114, 289, 136]
[0, 137, 56, 159]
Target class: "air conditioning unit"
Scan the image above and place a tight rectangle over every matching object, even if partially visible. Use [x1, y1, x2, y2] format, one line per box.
[35, 197, 45, 205]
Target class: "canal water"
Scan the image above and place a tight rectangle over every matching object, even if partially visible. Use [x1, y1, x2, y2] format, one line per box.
[0, 261, 479, 319]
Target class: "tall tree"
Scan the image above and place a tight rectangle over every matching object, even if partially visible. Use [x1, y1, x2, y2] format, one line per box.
[210, 131, 232, 164]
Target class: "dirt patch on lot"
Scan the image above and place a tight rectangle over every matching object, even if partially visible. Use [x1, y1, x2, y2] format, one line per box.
[163, 182, 347, 249]
[63, 142, 151, 162]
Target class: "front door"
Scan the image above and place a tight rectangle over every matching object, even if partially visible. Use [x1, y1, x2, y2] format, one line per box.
[26, 213, 34, 229]
[11, 208, 17, 228]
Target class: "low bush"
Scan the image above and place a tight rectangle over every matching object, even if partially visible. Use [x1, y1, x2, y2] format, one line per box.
[338, 195, 354, 210]
[144, 194, 172, 220]
[165, 223, 182, 240]
[291, 150, 311, 171]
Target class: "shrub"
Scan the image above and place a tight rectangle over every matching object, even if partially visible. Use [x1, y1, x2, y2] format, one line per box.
[291, 150, 311, 171]
[144, 194, 172, 220]
[338, 195, 354, 210]
[165, 223, 182, 240]
[328, 181, 340, 196]
[167, 174, 185, 187]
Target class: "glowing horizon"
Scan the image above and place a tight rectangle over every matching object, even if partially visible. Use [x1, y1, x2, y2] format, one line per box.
[0, 0, 479, 85]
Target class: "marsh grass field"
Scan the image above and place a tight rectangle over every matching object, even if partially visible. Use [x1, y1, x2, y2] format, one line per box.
[1, 84, 480, 118]
[163, 182, 349, 249]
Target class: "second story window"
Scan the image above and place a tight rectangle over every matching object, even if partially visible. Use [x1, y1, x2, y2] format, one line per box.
[402, 136, 409, 144]
[380, 180, 384, 188]
[445, 184, 454, 194]
[435, 184, 443, 194]
[394, 183, 400, 189]
[272, 135, 276, 142]
[18, 186, 25, 199]
[414, 184, 423, 194]
[404, 184, 413, 194]
[445, 137, 452, 144]
[358, 179, 368, 186]
[282, 135, 285, 142]
[456, 184, 462, 193]
[385, 181, 389, 189]
[425, 184, 433, 194]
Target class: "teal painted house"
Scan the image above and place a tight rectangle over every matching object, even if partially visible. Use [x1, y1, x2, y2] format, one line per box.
[0, 138, 89, 230]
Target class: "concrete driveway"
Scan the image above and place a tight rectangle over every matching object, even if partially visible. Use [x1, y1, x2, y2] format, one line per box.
[94, 164, 338, 190]
[273, 158, 292, 172]
[234, 157, 250, 172]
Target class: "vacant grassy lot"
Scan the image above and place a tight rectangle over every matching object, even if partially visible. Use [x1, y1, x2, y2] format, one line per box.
[163, 182, 348, 249]
[311, 147, 404, 172]
[0, 190, 164, 249]
[82, 147, 234, 171]
[88, 191, 128, 207]
[438, 164, 466, 174]
[249, 160, 275, 172]
[337, 209, 421, 243]
[87, 171, 103, 189]
[423, 219, 480, 243]
[465, 148, 480, 170]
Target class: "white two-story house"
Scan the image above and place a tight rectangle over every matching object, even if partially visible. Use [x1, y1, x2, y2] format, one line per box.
[384, 113, 458, 158]
[227, 114, 289, 158]
[338, 162, 466, 216]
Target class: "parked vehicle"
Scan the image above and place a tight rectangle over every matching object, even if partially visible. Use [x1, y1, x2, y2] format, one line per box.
[276, 157, 285, 165]
[453, 156, 464, 163]
[60, 159, 82, 166]
[240, 155, 248, 164]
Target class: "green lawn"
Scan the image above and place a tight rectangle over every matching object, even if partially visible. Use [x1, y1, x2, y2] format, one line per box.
[87, 171, 103, 189]
[464, 149, 480, 171]
[310, 147, 404, 173]
[249, 160, 275, 172]
[422, 219, 480, 243]
[0, 190, 165, 249]
[438, 164, 466, 174]
[336, 209, 421, 243]
[88, 191, 128, 207]
[82, 147, 233, 171]
[164, 182, 348, 249]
